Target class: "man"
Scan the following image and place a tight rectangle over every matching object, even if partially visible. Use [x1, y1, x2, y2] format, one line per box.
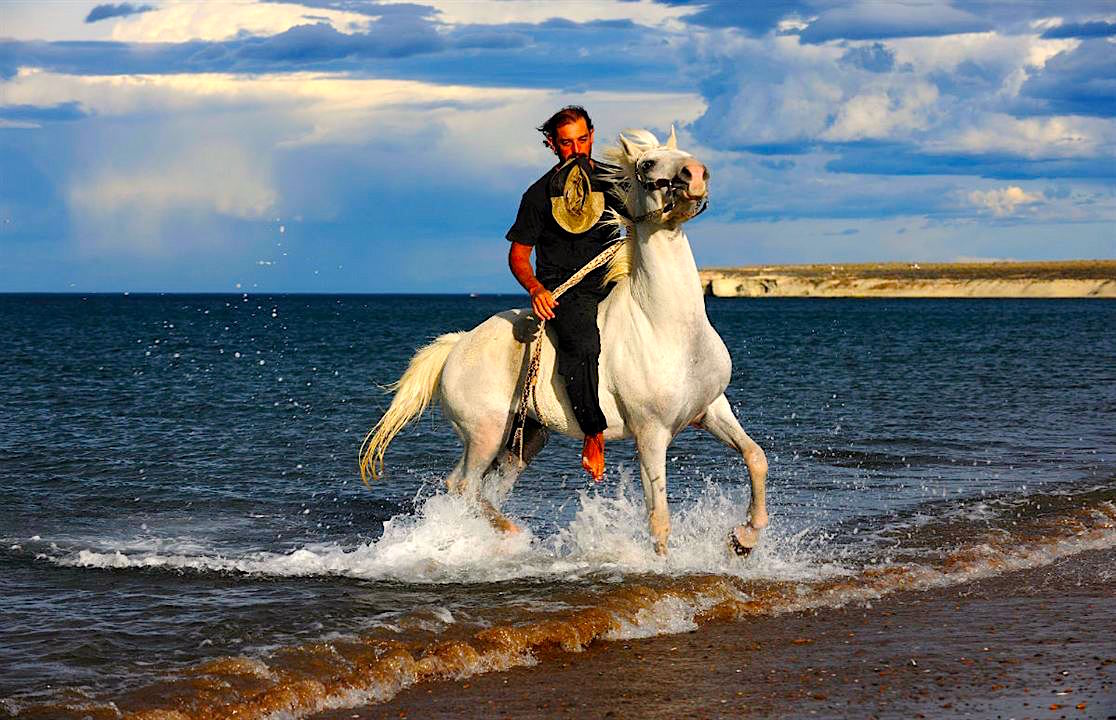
[506, 106, 621, 482]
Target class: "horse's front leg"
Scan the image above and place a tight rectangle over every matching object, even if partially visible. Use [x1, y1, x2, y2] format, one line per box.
[693, 394, 768, 554]
[636, 427, 672, 555]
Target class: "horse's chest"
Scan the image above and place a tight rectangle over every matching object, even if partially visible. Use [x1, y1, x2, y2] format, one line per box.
[612, 333, 730, 422]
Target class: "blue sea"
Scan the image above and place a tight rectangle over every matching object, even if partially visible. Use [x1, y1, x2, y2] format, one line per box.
[1, 294, 1113, 719]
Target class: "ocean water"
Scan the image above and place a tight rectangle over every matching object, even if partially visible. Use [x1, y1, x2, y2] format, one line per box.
[0, 294, 1113, 719]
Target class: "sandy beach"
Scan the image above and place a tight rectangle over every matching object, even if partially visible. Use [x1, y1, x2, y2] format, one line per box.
[318, 547, 1116, 720]
[700, 260, 1116, 298]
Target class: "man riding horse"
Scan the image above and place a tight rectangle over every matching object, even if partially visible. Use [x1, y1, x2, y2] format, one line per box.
[506, 106, 621, 482]
[361, 122, 769, 556]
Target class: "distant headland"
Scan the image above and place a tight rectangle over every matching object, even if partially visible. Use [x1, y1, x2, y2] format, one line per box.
[699, 260, 1116, 298]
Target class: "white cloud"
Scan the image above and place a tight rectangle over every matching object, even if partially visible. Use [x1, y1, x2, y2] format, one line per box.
[938, 114, 1109, 158]
[0, 1, 116, 41]
[376, 0, 692, 29]
[700, 72, 843, 145]
[890, 32, 1078, 74]
[4, 68, 702, 168]
[105, 0, 695, 43]
[968, 186, 1043, 216]
[110, 1, 374, 42]
[823, 81, 939, 141]
[67, 138, 278, 253]
[4, 67, 703, 253]
[73, 145, 276, 219]
[686, 23, 1116, 171]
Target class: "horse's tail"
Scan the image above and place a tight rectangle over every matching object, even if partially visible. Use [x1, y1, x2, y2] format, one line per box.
[359, 332, 464, 484]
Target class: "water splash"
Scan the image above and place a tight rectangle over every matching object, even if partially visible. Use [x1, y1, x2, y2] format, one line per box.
[52, 469, 837, 585]
[11, 491, 1115, 720]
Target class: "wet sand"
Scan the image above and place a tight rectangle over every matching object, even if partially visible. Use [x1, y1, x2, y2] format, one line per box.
[317, 547, 1116, 720]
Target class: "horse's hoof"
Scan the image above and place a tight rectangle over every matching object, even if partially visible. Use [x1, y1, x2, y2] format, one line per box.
[729, 525, 759, 557]
[490, 515, 522, 535]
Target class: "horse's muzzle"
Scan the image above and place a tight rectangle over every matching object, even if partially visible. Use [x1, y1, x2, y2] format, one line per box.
[679, 160, 709, 199]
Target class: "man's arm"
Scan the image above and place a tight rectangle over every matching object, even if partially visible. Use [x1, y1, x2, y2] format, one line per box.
[508, 241, 558, 320]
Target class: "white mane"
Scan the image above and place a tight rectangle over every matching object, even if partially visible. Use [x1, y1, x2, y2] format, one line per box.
[600, 128, 663, 286]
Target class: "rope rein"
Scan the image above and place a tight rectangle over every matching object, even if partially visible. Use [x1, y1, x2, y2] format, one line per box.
[511, 240, 624, 459]
[509, 190, 708, 460]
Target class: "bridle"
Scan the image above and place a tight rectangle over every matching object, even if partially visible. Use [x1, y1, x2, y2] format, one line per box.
[628, 153, 709, 225]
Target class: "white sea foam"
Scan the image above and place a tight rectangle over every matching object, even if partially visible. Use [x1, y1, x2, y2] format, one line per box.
[604, 593, 722, 640]
[52, 470, 840, 585]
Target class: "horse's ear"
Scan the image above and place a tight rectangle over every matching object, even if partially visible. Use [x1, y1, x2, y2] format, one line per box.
[618, 134, 639, 162]
[666, 124, 677, 149]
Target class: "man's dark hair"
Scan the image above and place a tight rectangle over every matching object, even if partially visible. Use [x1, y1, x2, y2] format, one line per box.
[537, 105, 594, 145]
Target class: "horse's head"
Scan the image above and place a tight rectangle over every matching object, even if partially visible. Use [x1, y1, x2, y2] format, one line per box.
[605, 126, 709, 230]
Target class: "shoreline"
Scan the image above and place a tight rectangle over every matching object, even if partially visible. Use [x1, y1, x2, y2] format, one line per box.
[701, 260, 1116, 298]
[317, 547, 1116, 720]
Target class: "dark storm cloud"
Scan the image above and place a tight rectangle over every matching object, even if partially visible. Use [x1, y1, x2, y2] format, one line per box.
[839, 43, 896, 73]
[1019, 40, 1116, 118]
[655, 0, 812, 34]
[451, 27, 530, 51]
[0, 14, 680, 91]
[264, 0, 439, 19]
[799, 4, 992, 44]
[234, 20, 444, 62]
[0, 20, 445, 76]
[1041, 20, 1116, 39]
[1, 39, 188, 77]
[912, 1, 1116, 35]
[0, 102, 90, 123]
[659, 0, 1116, 43]
[826, 144, 1116, 180]
[928, 59, 1007, 100]
[85, 3, 156, 24]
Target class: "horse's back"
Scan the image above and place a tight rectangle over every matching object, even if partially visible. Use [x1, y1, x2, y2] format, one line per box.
[440, 305, 633, 440]
[438, 308, 534, 427]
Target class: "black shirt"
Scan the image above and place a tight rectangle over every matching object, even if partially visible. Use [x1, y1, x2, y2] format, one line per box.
[506, 160, 622, 295]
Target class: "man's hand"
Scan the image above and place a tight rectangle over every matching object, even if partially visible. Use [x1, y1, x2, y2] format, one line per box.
[530, 286, 558, 320]
[510, 242, 558, 320]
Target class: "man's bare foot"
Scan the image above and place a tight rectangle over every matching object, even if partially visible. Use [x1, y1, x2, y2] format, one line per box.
[581, 432, 605, 482]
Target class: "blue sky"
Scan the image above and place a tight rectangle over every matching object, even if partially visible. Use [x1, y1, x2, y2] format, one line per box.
[1, 0, 1113, 292]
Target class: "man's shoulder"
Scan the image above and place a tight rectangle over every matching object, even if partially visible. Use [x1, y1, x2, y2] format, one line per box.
[523, 167, 556, 198]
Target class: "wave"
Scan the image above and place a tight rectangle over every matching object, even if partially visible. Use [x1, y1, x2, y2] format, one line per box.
[43, 472, 841, 585]
[9, 486, 1115, 720]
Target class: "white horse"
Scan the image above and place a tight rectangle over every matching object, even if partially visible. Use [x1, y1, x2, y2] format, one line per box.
[361, 128, 768, 556]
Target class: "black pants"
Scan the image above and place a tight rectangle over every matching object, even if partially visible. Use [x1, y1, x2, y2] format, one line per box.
[548, 289, 608, 436]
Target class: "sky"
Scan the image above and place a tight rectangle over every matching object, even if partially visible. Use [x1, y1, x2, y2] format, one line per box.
[1, 0, 1113, 293]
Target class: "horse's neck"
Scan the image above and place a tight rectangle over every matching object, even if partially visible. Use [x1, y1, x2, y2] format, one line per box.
[627, 225, 707, 329]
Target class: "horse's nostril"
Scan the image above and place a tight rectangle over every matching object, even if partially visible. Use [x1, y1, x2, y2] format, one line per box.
[703, 168, 710, 181]
[679, 166, 692, 182]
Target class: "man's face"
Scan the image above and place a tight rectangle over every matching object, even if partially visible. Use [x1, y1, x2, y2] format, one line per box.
[549, 118, 594, 161]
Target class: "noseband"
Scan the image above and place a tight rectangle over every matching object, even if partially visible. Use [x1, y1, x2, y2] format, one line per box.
[630, 157, 709, 225]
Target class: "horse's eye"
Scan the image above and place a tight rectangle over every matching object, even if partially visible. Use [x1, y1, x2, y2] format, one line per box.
[639, 159, 655, 174]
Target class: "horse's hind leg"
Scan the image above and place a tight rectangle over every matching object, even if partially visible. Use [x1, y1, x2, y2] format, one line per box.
[694, 394, 769, 554]
[445, 419, 523, 534]
[483, 417, 549, 501]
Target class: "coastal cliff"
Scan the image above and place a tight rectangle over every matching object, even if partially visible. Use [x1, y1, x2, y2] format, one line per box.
[699, 260, 1116, 298]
